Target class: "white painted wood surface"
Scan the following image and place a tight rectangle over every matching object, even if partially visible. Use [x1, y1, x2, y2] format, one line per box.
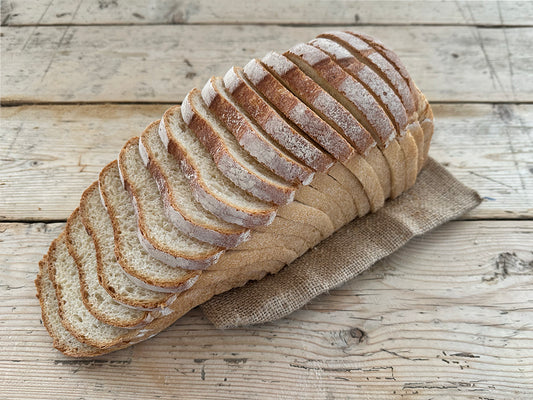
[2, 25, 532, 103]
[1, 1, 532, 398]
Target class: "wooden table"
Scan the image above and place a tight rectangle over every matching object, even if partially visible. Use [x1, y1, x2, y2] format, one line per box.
[1, 1, 532, 398]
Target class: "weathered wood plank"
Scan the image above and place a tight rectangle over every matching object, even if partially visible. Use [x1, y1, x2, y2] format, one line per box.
[2, 0, 532, 26]
[1, 103, 531, 221]
[2, 25, 532, 103]
[1, 220, 532, 398]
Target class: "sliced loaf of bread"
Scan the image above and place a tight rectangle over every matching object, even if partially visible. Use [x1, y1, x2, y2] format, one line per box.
[99, 161, 201, 292]
[160, 106, 277, 228]
[202, 76, 314, 185]
[182, 89, 296, 205]
[118, 131, 224, 269]
[139, 122, 250, 248]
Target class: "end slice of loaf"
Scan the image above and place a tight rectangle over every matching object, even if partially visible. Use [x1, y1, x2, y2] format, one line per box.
[139, 122, 250, 248]
[224, 66, 334, 173]
[118, 130, 224, 269]
[243, 59, 354, 162]
[80, 180, 177, 311]
[99, 161, 201, 292]
[182, 89, 296, 205]
[65, 207, 153, 328]
[160, 106, 277, 227]
[202, 76, 314, 185]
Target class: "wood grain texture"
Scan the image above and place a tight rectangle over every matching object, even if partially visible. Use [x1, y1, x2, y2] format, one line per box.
[2, 25, 532, 104]
[1, 103, 531, 221]
[2, 0, 532, 26]
[1, 220, 532, 399]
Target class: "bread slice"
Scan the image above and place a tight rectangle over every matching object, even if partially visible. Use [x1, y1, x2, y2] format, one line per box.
[160, 106, 277, 228]
[47, 233, 132, 348]
[99, 160, 201, 292]
[285, 43, 406, 199]
[223, 66, 334, 172]
[260, 51, 375, 156]
[349, 31, 418, 114]
[36, 255, 102, 357]
[118, 132, 224, 269]
[202, 76, 314, 185]
[80, 180, 177, 311]
[65, 207, 153, 328]
[139, 121, 250, 248]
[182, 89, 296, 205]
[243, 59, 354, 162]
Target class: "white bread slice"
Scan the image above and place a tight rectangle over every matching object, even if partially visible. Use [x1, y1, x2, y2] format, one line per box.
[80, 180, 177, 311]
[202, 76, 314, 185]
[118, 132, 224, 269]
[309, 38, 419, 191]
[348, 31, 419, 114]
[160, 106, 277, 228]
[65, 207, 153, 328]
[260, 51, 375, 156]
[47, 233, 131, 348]
[182, 89, 296, 205]
[320, 31, 417, 117]
[139, 122, 250, 248]
[36, 255, 102, 357]
[310, 173, 358, 223]
[99, 160, 201, 292]
[243, 59, 354, 162]
[224, 67, 334, 173]
[418, 91, 434, 167]
[285, 44, 406, 199]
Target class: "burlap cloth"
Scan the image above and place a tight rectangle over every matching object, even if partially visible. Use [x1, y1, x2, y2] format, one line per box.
[201, 158, 482, 328]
